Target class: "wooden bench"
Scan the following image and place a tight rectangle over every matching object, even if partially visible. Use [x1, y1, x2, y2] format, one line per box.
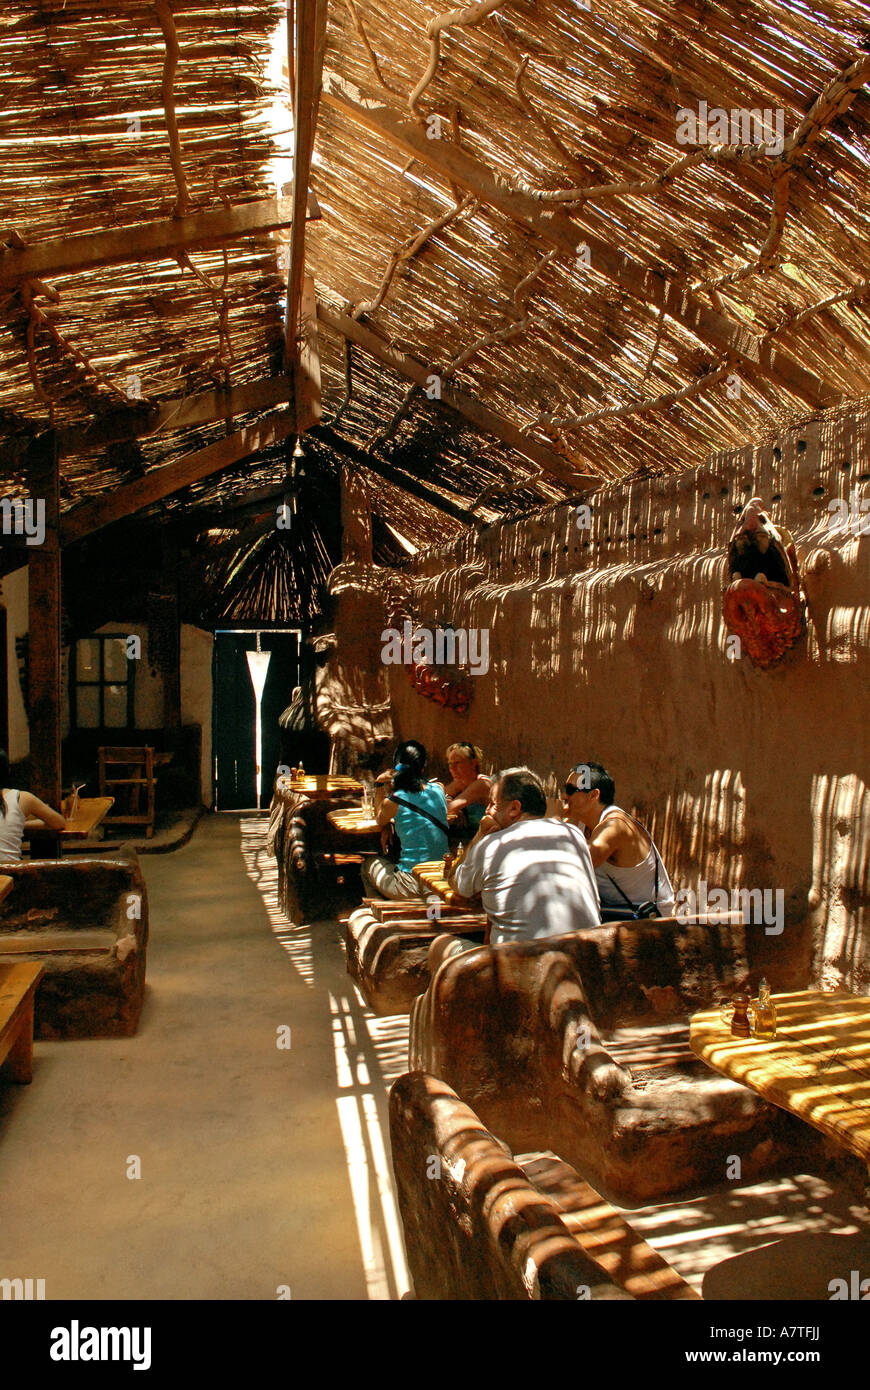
[0, 848, 148, 1039]
[410, 919, 819, 1201]
[344, 903, 487, 1015]
[0, 962, 44, 1083]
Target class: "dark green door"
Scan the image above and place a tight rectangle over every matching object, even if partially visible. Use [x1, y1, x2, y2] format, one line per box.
[213, 630, 300, 809]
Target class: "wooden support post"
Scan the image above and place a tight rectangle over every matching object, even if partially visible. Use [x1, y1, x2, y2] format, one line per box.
[295, 274, 323, 432]
[284, 0, 328, 371]
[159, 536, 181, 731]
[340, 465, 373, 564]
[27, 440, 62, 810]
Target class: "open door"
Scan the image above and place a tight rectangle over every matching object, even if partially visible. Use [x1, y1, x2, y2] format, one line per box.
[213, 630, 300, 809]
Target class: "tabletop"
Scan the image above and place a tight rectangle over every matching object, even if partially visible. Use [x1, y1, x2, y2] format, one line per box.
[24, 796, 115, 841]
[277, 776, 364, 800]
[326, 807, 379, 835]
[690, 989, 870, 1166]
[60, 796, 115, 838]
[412, 861, 476, 909]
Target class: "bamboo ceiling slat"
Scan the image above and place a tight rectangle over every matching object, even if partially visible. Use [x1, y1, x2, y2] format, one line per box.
[2, 0, 870, 578]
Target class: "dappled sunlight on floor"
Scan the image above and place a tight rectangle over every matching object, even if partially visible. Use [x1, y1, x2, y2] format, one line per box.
[330, 988, 410, 1300]
[240, 815, 315, 987]
[240, 813, 410, 1299]
[629, 1170, 870, 1296]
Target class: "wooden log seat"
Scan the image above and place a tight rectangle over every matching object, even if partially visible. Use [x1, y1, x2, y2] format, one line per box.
[343, 901, 487, 1015]
[389, 1072, 698, 1300]
[409, 920, 820, 1203]
[0, 847, 148, 1039]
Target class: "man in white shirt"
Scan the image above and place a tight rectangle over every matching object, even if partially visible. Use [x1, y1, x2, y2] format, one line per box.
[449, 766, 601, 944]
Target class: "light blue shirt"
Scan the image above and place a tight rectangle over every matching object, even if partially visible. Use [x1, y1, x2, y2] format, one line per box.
[393, 782, 449, 871]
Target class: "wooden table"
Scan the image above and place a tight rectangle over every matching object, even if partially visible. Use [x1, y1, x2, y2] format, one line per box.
[690, 990, 870, 1169]
[24, 797, 115, 857]
[278, 776, 364, 801]
[327, 807, 379, 835]
[0, 962, 44, 1084]
[59, 796, 115, 839]
[413, 861, 477, 910]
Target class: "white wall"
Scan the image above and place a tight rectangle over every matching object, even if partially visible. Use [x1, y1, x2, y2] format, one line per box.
[61, 622, 163, 733]
[181, 624, 213, 807]
[3, 566, 29, 761]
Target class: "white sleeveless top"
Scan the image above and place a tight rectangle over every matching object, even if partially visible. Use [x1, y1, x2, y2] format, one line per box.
[0, 789, 26, 861]
[594, 805, 675, 915]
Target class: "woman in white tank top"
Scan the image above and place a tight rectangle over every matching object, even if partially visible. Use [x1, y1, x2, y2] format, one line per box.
[0, 750, 66, 861]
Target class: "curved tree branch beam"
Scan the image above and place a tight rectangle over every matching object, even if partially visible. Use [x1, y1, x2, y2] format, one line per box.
[539, 359, 734, 430]
[439, 246, 557, 379]
[408, 0, 509, 117]
[352, 194, 477, 320]
[494, 17, 588, 172]
[154, 0, 191, 217]
[343, 0, 402, 96]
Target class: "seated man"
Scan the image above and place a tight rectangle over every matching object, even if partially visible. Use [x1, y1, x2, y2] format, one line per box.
[441, 767, 600, 950]
[562, 761, 675, 918]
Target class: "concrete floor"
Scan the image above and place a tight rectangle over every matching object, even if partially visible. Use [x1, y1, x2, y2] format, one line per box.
[2, 812, 868, 1302]
[0, 813, 409, 1301]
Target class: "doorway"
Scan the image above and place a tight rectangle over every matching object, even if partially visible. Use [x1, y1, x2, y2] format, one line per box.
[212, 629, 300, 810]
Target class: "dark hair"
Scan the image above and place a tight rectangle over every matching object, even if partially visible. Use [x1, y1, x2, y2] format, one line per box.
[496, 766, 547, 817]
[0, 750, 9, 818]
[393, 740, 428, 794]
[572, 761, 615, 806]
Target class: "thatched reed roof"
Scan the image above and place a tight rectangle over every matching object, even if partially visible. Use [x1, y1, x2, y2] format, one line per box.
[313, 0, 870, 487]
[2, 0, 870, 618]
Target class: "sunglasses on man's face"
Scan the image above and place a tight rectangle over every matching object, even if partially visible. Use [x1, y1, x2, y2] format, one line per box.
[563, 782, 582, 797]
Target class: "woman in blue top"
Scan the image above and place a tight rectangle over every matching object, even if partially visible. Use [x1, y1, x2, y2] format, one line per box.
[361, 740, 449, 900]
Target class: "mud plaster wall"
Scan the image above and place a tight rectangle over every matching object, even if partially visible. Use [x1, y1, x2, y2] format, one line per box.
[325, 408, 870, 992]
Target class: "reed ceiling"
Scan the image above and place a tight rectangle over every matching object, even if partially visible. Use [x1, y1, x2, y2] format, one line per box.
[1, 0, 870, 599]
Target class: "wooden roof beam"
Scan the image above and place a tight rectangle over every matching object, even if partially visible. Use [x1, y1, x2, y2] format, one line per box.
[0, 195, 320, 288]
[284, 0, 328, 375]
[60, 409, 296, 543]
[0, 376, 296, 468]
[317, 304, 599, 490]
[321, 73, 834, 411]
[311, 424, 481, 527]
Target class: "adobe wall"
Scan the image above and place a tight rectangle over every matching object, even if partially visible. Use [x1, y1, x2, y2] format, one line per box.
[325, 405, 870, 991]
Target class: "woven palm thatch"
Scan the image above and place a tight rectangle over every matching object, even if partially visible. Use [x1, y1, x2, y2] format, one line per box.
[312, 0, 870, 486]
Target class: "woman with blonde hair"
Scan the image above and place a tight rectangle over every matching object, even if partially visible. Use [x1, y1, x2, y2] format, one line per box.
[444, 742, 491, 832]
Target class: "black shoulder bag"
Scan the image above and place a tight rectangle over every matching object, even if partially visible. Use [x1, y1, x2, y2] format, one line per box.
[597, 812, 664, 922]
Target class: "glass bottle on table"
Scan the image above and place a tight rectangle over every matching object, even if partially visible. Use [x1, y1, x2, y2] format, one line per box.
[752, 978, 777, 1041]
